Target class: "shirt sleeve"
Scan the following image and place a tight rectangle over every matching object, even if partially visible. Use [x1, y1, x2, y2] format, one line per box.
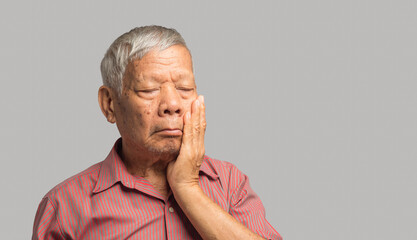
[32, 197, 65, 240]
[228, 166, 283, 240]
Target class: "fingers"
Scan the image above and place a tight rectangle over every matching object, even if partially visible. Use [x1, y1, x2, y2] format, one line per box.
[192, 96, 201, 144]
[199, 96, 206, 145]
[182, 111, 192, 145]
[182, 95, 206, 151]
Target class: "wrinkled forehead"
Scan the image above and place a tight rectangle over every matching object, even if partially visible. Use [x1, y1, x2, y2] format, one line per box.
[124, 45, 195, 86]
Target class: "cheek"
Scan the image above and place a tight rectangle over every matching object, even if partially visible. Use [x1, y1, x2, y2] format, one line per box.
[143, 101, 157, 116]
[145, 104, 152, 115]
[140, 103, 156, 126]
[119, 102, 146, 129]
[115, 101, 130, 126]
[184, 99, 195, 111]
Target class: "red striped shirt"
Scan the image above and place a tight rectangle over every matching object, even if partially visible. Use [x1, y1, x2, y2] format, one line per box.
[32, 139, 282, 239]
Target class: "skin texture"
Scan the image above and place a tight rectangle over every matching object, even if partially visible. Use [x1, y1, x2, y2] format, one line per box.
[98, 45, 265, 239]
[99, 45, 198, 196]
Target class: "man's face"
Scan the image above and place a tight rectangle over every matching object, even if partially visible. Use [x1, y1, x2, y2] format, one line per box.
[113, 45, 197, 156]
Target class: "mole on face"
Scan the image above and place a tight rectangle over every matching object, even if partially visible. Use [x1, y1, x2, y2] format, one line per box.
[145, 104, 152, 115]
[116, 100, 125, 112]
[122, 90, 130, 98]
[115, 100, 128, 127]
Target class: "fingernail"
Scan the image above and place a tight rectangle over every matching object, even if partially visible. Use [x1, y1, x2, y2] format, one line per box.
[195, 99, 200, 107]
[201, 95, 205, 104]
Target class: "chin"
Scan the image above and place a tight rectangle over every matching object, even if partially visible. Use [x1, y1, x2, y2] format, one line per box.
[146, 139, 181, 156]
[149, 146, 180, 155]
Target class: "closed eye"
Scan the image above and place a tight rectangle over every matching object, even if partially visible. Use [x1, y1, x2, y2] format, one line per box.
[134, 89, 159, 99]
[135, 89, 159, 93]
[177, 87, 194, 92]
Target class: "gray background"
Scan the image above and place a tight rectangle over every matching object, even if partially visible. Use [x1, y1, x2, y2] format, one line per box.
[1, 0, 416, 239]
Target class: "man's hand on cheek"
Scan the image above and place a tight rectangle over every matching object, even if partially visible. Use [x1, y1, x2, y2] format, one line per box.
[167, 95, 206, 193]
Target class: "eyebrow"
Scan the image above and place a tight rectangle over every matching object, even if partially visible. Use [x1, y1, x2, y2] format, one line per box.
[137, 71, 194, 84]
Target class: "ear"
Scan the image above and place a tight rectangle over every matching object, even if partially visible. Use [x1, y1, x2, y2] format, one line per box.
[98, 86, 117, 123]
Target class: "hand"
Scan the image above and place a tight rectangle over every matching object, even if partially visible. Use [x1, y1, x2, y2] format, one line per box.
[167, 95, 206, 192]
[166, 95, 268, 240]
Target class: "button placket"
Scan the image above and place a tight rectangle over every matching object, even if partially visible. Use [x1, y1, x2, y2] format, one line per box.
[165, 199, 178, 240]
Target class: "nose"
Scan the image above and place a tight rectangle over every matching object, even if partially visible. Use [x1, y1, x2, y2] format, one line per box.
[158, 85, 183, 117]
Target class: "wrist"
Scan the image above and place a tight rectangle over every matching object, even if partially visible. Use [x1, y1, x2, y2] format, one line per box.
[171, 182, 201, 199]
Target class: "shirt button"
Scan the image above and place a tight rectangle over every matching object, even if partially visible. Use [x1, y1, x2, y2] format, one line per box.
[168, 207, 174, 213]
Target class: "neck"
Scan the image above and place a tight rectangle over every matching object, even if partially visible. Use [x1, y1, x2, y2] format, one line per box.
[118, 138, 177, 198]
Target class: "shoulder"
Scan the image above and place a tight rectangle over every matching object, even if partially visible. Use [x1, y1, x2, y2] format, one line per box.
[202, 155, 248, 188]
[203, 155, 239, 174]
[203, 155, 246, 174]
[43, 161, 103, 201]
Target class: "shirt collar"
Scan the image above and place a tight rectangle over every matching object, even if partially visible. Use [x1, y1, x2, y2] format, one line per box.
[93, 138, 218, 194]
[200, 156, 219, 180]
[93, 139, 134, 193]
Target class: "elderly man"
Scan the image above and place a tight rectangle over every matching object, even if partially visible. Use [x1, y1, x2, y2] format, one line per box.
[32, 26, 282, 240]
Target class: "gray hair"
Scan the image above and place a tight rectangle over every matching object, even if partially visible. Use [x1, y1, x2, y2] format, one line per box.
[100, 25, 189, 95]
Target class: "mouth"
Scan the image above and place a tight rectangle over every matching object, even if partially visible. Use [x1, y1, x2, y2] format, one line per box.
[155, 128, 183, 137]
